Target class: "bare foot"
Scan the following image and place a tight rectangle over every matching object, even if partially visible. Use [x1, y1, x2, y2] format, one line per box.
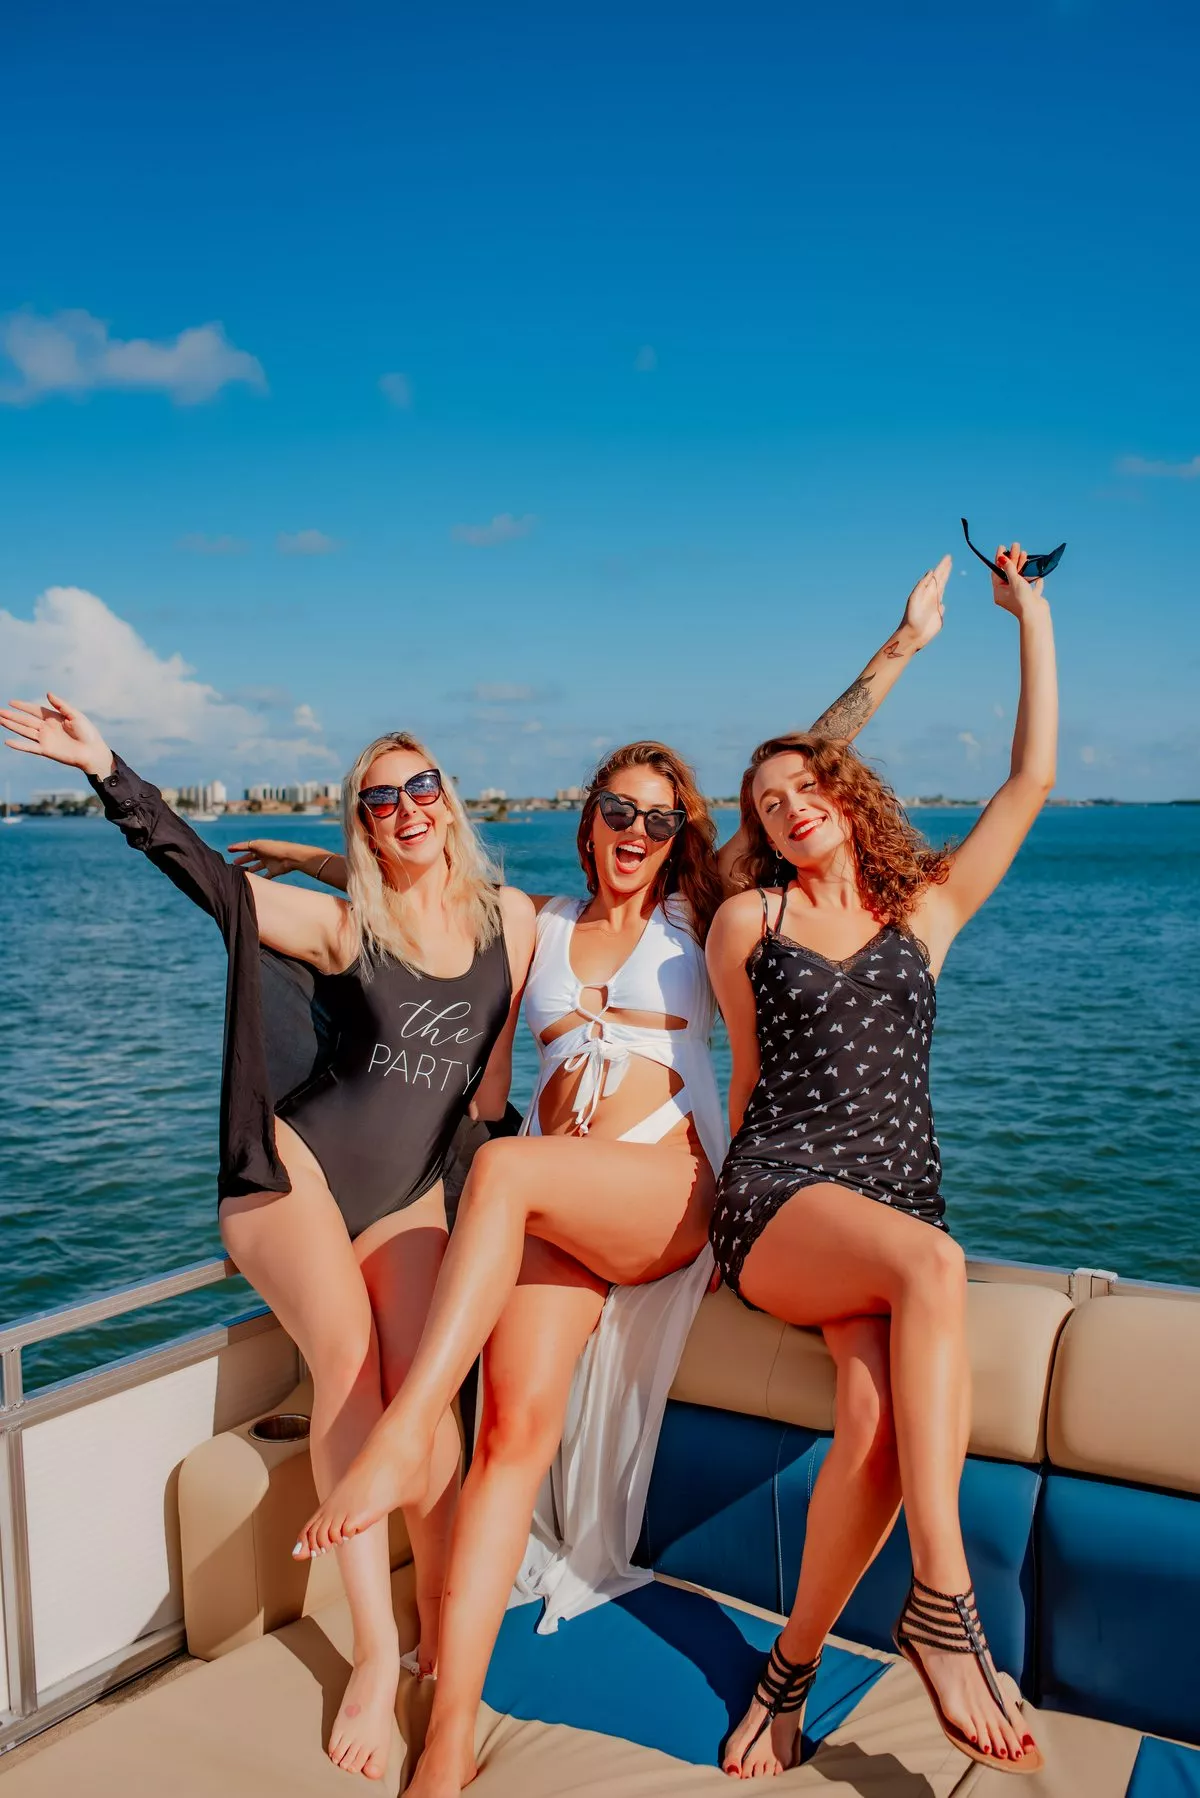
[912, 1642, 1038, 1765]
[328, 1643, 401, 1780]
[407, 1718, 477, 1797]
[721, 1695, 803, 1778]
[294, 1422, 431, 1559]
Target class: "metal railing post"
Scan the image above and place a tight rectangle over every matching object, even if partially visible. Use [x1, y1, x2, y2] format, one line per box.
[0, 1345, 37, 1717]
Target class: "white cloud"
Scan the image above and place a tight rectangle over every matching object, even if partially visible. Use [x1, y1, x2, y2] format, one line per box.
[380, 371, 412, 408]
[278, 529, 339, 556]
[1117, 453, 1200, 480]
[293, 702, 321, 731]
[0, 310, 265, 406]
[992, 703, 1005, 719]
[176, 533, 249, 555]
[634, 344, 658, 373]
[957, 730, 982, 763]
[0, 586, 336, 778]
[451, 513, 537, 547]
[1080, 745, 1097, 765]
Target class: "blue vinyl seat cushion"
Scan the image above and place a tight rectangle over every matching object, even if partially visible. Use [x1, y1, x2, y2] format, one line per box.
[482, 1578, 886, 1767]
[640, 1403, 819, 1615]
[641, 1401, 1040, 1688]
[1125, 1736, 1200, 1797]
[1039, 1472, 1200, 1746]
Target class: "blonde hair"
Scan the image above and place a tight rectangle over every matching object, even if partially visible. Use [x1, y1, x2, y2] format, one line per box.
[342, 731, 504, 970]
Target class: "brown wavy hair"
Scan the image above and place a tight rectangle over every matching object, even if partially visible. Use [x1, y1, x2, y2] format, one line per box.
[576, 741, 723, 942]
[734, 733, 951, 923]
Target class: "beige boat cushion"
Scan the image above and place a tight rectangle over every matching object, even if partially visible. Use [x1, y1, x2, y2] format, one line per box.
[3, 1563, 1149, 1798]
[178, 1379, 412, 1660]
[960, 1701, 1142, 1798]
[1, 1565, 420, 1798]
[673, 1281, 1072, 1463]
[1047, 1294, 1200, 1493]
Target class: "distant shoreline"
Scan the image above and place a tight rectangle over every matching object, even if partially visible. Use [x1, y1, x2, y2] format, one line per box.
[6, 795, 1197, 821]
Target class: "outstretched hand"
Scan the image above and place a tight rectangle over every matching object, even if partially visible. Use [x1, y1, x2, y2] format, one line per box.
[229, 841, 295, 879]
[990, 544, 1046, 620]
[0, 695, 113, 779]
[902, 554, 951, 649]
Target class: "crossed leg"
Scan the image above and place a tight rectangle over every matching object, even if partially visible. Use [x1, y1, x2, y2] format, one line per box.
[295, 1132, 712, 1557]
[722, 1317, 901, 1778]
[409, 1239, 608, 1798]
[736, 1182, 1036, 1767]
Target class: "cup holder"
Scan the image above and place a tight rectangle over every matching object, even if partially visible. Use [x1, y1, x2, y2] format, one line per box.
[248, 1412, 312, 1444]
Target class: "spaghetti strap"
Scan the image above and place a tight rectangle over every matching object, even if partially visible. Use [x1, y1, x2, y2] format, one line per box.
[759, 888, 771, 939]
[775, 885, 789, 935]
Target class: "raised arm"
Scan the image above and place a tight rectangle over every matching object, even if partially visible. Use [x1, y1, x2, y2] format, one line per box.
[718, 556, 951, 890]
[810, 554, 950, 739]
[1, 695, 353, 972]
[914, 545, 1057, 970]
[705, 891, 765, 1136]
[230, 838, 349, 890]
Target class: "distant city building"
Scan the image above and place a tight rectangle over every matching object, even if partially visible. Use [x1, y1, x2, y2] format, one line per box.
[245, 779, 339, 807]
[479, 787, 507, 802]
[555, 785, 584, 804]
[179, 782, 227, 812]
[32, 788, 90, 804]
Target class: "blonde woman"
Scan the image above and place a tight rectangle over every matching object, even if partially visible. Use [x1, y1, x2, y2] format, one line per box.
[0, 695, 535, 1784]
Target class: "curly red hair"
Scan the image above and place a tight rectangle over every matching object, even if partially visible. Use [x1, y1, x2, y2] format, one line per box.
[733, 733, 950, 923]
[576, 740, 723, 942]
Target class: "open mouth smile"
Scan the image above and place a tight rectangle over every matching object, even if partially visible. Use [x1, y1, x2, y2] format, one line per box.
[789, 818, 822, 843]
[613, 838, 647, 872]
[397, 818, 432, 845]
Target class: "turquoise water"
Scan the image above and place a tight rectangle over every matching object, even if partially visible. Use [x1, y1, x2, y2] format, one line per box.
[2, 806, 1197, 1388]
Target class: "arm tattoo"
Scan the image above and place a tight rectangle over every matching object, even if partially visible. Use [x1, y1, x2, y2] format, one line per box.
[810, 673, 876, 738]
[883, 635, 907, 659]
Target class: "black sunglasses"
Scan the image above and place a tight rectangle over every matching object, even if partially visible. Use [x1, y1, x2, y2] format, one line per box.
[358, 769, 443, 818]
[596, 790, 687, 843]
[961, 518, 1066, 585]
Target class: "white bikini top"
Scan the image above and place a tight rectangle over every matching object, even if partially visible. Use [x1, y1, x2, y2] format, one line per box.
[524, 895, 716, 1135]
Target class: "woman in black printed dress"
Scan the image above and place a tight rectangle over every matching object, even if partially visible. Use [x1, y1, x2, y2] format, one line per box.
[706, 545, 1057, 1781]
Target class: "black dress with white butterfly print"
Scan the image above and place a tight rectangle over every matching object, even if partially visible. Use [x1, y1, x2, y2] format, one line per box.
[710, 888, 945, 1301]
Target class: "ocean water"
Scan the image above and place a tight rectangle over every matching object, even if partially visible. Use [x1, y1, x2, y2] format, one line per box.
[2, 805, 1197, 1389]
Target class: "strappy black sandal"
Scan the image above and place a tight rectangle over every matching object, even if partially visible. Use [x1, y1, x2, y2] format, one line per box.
[893, 1576, 1043, 1775]
[723, 1638, 821, 1775]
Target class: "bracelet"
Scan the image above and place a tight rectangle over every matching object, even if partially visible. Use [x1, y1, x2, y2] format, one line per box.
[313, 853, 333, 883]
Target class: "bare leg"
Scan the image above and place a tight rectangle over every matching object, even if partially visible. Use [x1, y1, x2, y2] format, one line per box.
[296, 1134, 711, 1556]
[736, 1184, 1036, 1766]
[409, 1241, 607, 1798]
[722, 1317, 901, 1778]
[221, 1122, 398, 1780]
[355, 1187, 463, 1676]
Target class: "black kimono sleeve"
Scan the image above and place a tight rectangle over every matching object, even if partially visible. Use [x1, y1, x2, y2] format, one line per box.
[88, 755, 292, 1201]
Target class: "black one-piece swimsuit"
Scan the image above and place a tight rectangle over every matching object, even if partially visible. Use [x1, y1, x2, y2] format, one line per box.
[709, 889, 946, 1300]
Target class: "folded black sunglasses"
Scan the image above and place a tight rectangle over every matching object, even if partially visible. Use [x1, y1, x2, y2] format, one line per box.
[961, 518, 1066, 584]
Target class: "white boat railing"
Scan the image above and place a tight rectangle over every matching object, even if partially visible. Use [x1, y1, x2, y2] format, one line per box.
[0, 1258, 279, 1755]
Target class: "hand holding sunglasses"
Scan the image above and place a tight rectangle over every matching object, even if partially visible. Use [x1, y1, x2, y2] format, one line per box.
[961, 518, 1065, 586]
[596, 790, 687, 842]
[358, 769, 443, 818]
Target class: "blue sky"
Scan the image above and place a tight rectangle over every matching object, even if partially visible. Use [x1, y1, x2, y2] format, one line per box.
[2, 0, 1197, 800]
